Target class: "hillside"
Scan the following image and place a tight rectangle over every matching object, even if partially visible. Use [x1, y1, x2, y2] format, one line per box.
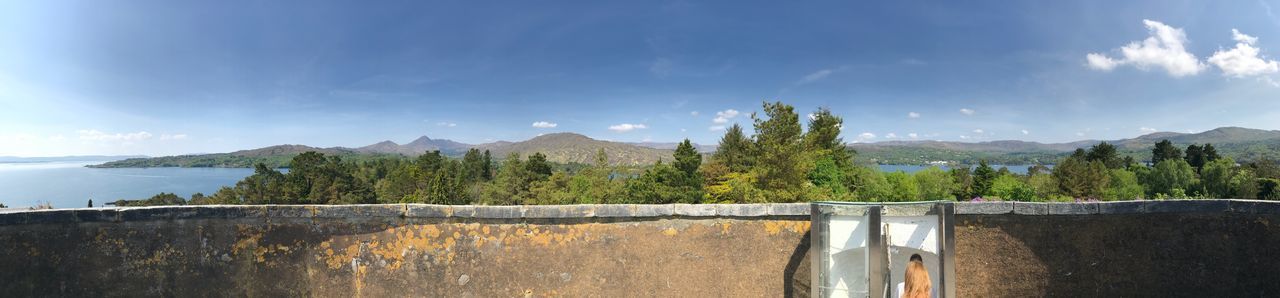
[851, 127, 1280, 165]
[476, 133, 674, 166]
[351, 136, 471, 156]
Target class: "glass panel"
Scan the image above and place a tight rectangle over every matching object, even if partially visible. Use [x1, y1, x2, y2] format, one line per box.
[825, 214, 869, 297]
[883, 216, 940, 298]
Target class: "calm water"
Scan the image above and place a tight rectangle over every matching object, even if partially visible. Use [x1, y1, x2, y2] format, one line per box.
[0, 162, 257, 208]
[876, 164, 1046, 174]
[0, 161, 1043, 209]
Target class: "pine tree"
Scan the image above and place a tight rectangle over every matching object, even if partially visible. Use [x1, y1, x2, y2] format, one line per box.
[803, 107, 853, 166]
[751, 101, 806, 192]
[1185, 144, 1206, 171]
[482, 150, 493, 180]
[1152, 140, 1181, 165]
[712, 123, 753, 172]
[972, 160, 997, 197]
[1086, 141, 1123, 169]
[673, 139, 701, 176]
[1203, 143, 1220, 162]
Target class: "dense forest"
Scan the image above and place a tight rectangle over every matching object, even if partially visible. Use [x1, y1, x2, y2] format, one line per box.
[110, 101, 1280, 207]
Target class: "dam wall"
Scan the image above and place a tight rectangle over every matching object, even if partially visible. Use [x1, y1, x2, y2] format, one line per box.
[2, 200, 1279, 297]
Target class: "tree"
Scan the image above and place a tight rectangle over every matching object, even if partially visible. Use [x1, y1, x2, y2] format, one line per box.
[1203, 143, 1221, 162]
[803, 107, 853, 166]
[1053, 155, 1110, 199]
[673, 139, 702, 177]
[972, 160, 998, 197]
[525, 152, 552, 180]
[1199, 158, 1235, 198]
[1230, 169, 1259, 199]
[1146, 159, 1198, 198]
[1152, 140, 1182, 165]
[1086, 141, 1123, 169]
[461, 148, 485, 183]
[1104, 169, 1144, 201]
[482, 150, 493, 180]
[884, 171, 920, 202]
[751, 101, 807, 192]
[88, 199, 93, 208]
[711, 123, 753, 172]
[1185, 144, 1206, 171]
[914, 167, 956, 201]
[989, 175, 1035, 201]
[950, 168, 975, 199]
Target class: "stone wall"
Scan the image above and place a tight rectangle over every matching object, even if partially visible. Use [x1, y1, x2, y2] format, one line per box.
[2, 200, 1279, 297]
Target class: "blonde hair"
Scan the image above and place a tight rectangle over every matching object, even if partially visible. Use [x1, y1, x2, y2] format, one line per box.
[903, 255, 931, 298]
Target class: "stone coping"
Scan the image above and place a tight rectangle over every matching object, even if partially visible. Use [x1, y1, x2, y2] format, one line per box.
[1, 200, 1278, 226]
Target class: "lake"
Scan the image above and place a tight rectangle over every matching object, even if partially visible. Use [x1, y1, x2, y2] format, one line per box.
[0, 161, 1046, 209]
[0, 162, 258, 209]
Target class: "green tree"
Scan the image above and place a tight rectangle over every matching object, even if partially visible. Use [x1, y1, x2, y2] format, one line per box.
[1104, 169, 1144, 201]
[1053, 155, 1110, 199]
[1230, 169, 1259, 199]
[950, 168, 975, 199]
[673, 139, 702, 177]
[1199, 158, 1236, 198]
[1152, 140, 1182, 165]
[1146, 159, 1198, 197]
[972, 160, 998, 197]
[989, 175, 1035, 201]
[913, 167, 956, 200]
[482, 150, 493, 180]
[461, 148, 485, 183]
[1185, 144, 1206, 171]
[884, 171, 920, 202]
[525, 152, 553, 180]
[751, 101, 807, 192]
[1086, 141, 1123, 169]
[803, 107, 853, 167]
[1203, 143, 1221, 162]
[711, 123, 753, 172]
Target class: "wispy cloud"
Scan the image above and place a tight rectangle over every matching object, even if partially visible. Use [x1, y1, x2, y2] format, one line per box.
[608, 123, 647, 132]
[1140, 127, 1158, 133]
[78, 130, 153, 142]
[907, 112, 921, 119]
[532, 121, 558, 128]
[436, 122, 457, 127]
[709, 125, 726, 131]
[959, 108, 975, 116]
[794, 66, 850, 86]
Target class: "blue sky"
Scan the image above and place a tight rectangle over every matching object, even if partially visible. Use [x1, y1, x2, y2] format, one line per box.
[2, 0, 1279, 156]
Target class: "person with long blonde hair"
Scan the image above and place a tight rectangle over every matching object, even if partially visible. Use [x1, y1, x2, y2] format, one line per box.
[900, 254, 932, 298]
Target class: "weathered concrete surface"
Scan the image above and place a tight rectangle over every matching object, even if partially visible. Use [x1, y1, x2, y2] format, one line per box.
[0, 206, 813, 297]
[4, 201, 1280, 297]
[955, 212, 1280, 297]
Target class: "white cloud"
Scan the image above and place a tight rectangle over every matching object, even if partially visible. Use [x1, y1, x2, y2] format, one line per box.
[1140, 127, 1158, 133]
[436, 122, 457, 127]
[47, 135, 67, 141]
[713, 109, 740, 124]
[807, 113, 817, 121]
[159, 134, 189, 140]
[1086, 53, 1120, 71]
[77, 130, 153, 142]
[908, 133, 919, 139]
[608, 123, 647, 132]
[531, 121, 558, 128]
[1208, 29, 1279, 78]
[709, 125, 726, 131]
[907, 112, 920, 119]
[1085, 19, 1205, 77]
[885, 133, 899, 139]
[959, 108, 975, 116]
[1076, 132, 1086, 137]
[680, 128, 687, 132]
[690, 111, 699, 116]
[1021, 129, 1029, 135]
[959, 135, 970, 140]
[972, 129, 985, 134]
[852, 132, 877, 143]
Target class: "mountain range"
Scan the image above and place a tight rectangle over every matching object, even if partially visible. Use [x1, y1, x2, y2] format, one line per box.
[88, 126, 1280, 168]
